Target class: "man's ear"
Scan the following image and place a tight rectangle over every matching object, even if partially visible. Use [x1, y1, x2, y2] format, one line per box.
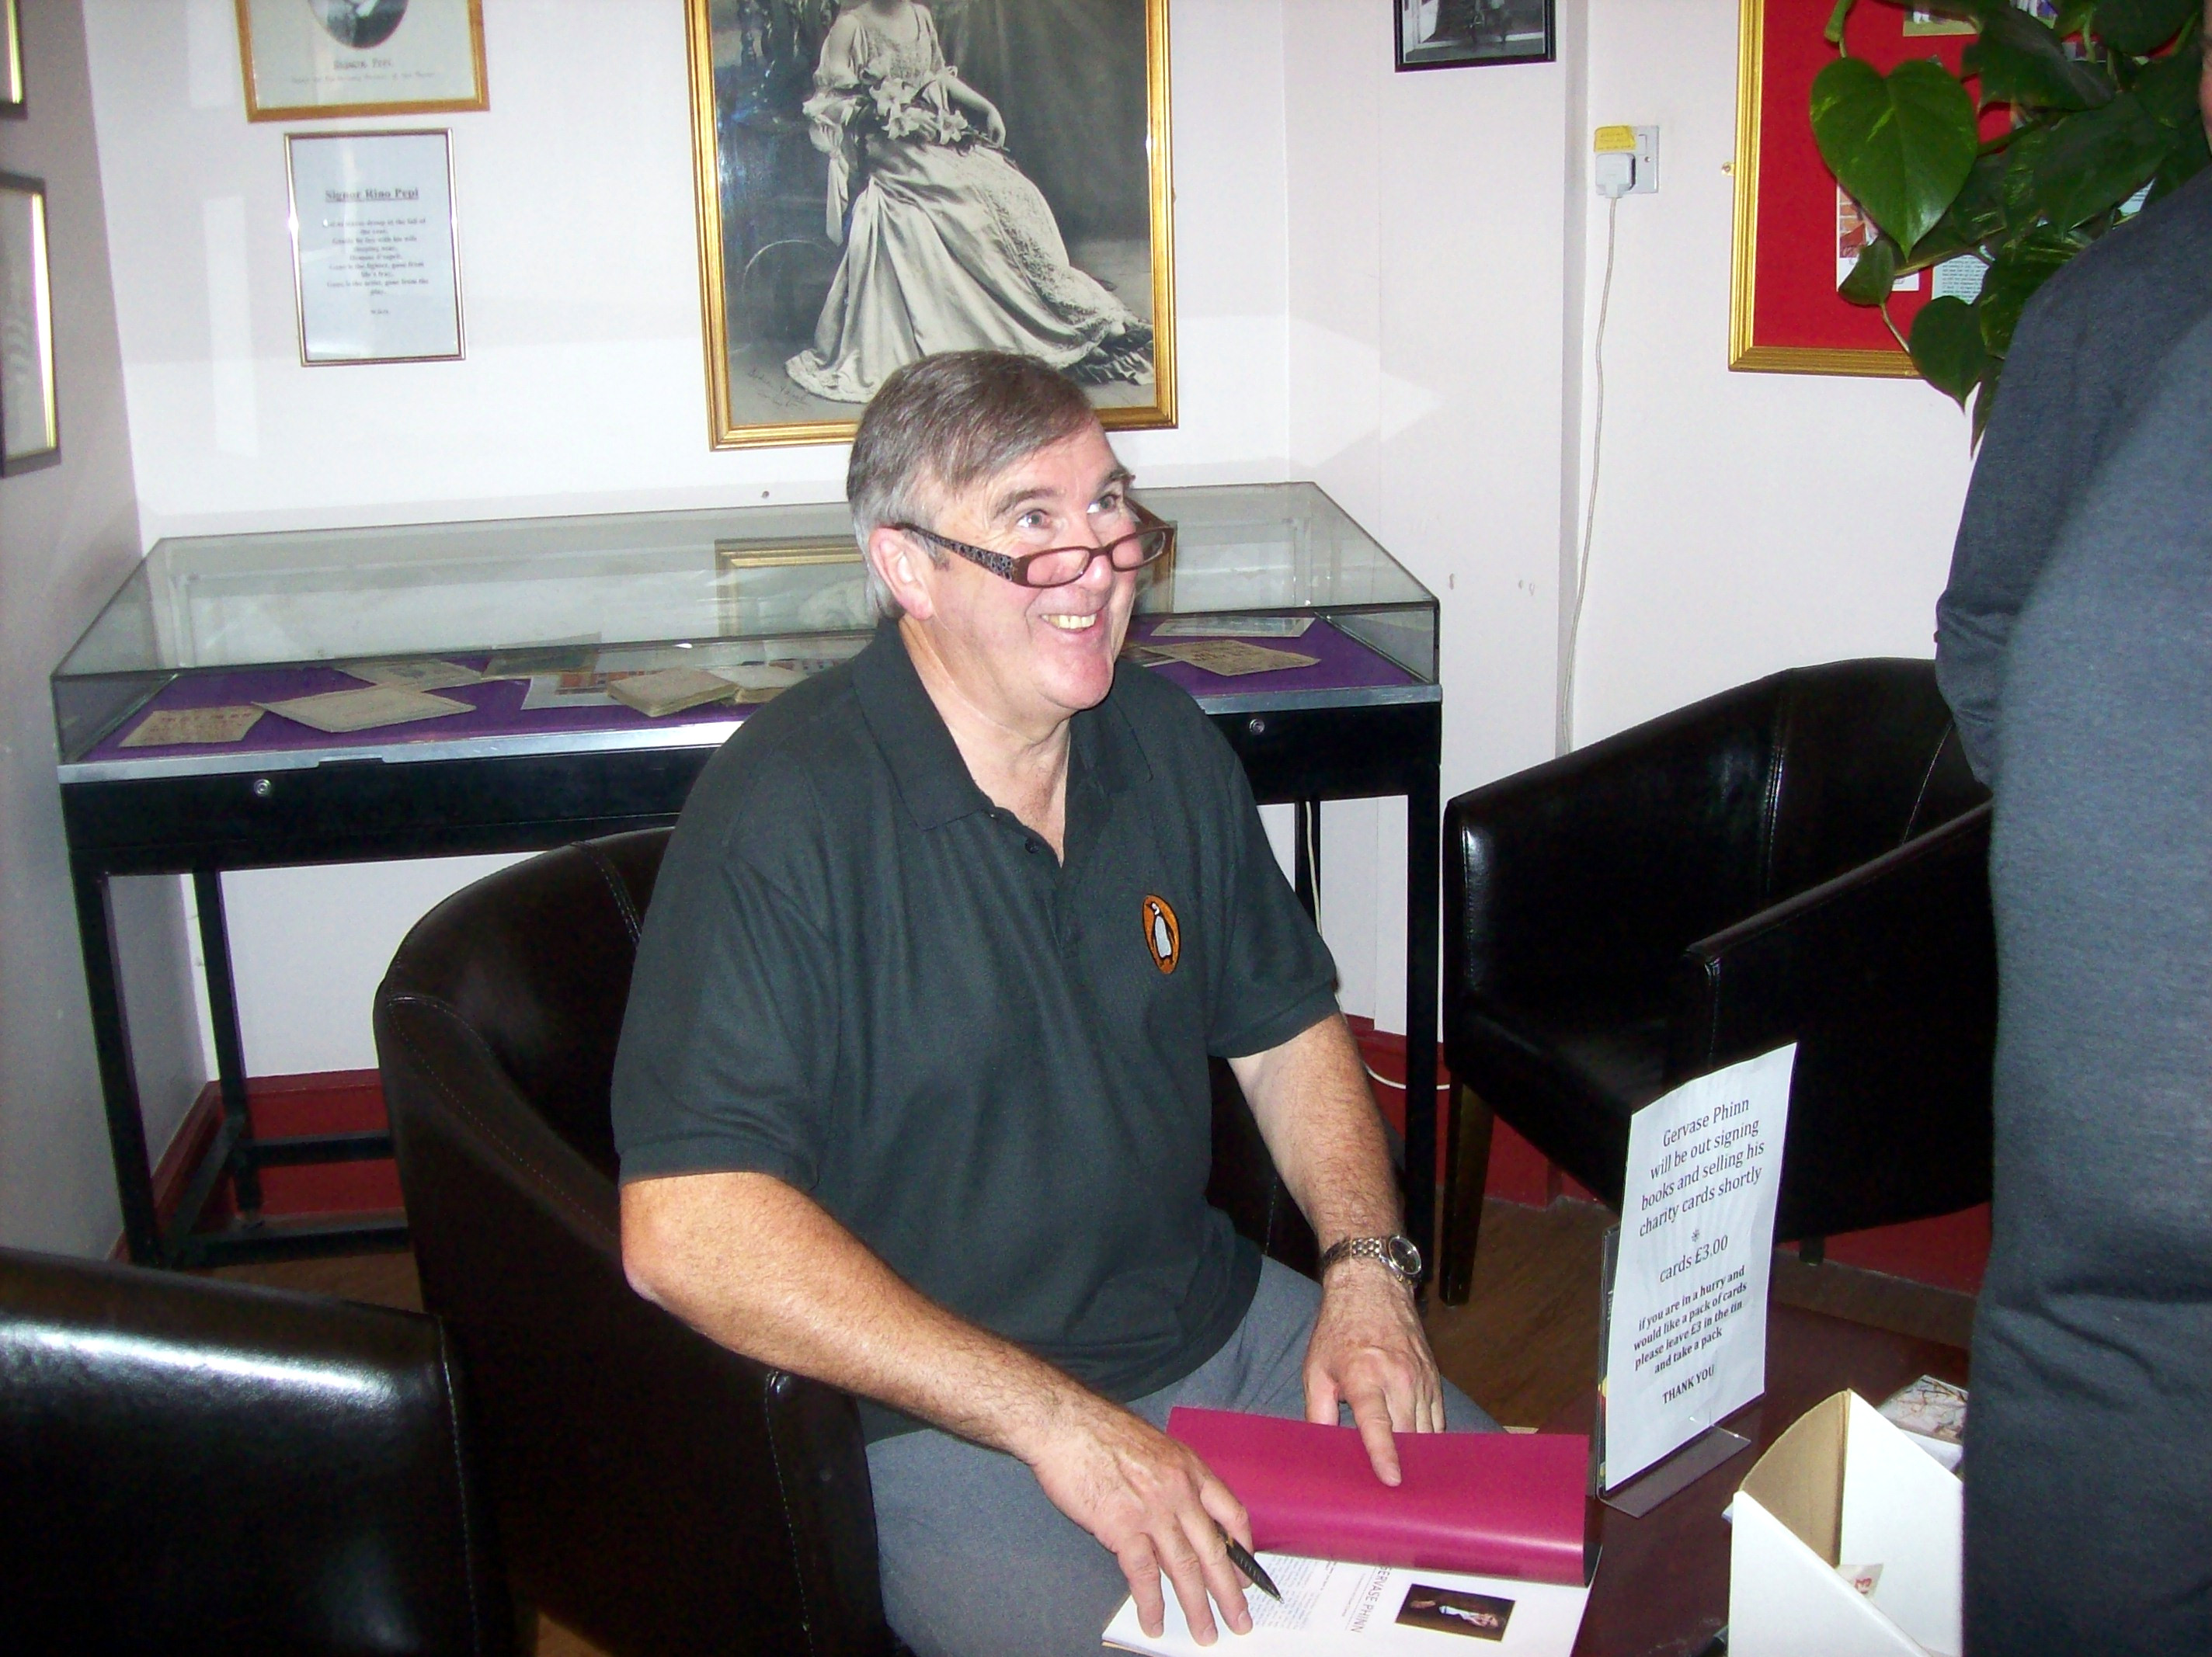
[868, 524, 936, 620]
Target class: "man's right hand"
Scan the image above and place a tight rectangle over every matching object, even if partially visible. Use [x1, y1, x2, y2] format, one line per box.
[624, 1173, 1258, 1640]
[1022, 1393, 1258, 1645]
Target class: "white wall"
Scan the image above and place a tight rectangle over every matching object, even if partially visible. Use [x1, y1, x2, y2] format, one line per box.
[0, 0, 205, 1255]
[89, 0, 1292, 537]
[79, 0, 1296, 1075]
[54, 0, 1978, 1119]
[1282, 3, 1583, 1030]
[1566, 0, 1973, 745]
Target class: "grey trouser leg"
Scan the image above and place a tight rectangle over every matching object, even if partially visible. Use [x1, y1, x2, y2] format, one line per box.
[865, 1259, 1497, 1657]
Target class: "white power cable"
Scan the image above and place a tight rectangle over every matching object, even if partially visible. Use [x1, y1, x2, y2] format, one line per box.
[1299, 797, 1414, 1096]
[1562, 192, 1621, 752]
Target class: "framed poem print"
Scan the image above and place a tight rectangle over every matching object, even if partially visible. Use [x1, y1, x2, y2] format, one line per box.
[1, 0, 24, 117]
[284, 130, 464, 364]
[1730, 0, 1991, 376]
[1396, 0, 1555, 70]
[685, 0, 1177, 450]
[236, 0, 488, 120]
[0, 172, 58, 473]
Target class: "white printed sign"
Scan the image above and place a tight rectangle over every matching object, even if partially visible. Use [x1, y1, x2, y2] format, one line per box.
[286, 130, 462, 364]
[1602, 1044, 1796, 1489]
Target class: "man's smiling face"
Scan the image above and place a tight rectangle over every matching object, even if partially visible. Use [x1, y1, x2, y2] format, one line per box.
[892, 422, 1141, 739]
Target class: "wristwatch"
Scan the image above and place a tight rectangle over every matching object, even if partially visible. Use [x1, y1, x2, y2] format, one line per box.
[1317, 1233, 1423, 1287]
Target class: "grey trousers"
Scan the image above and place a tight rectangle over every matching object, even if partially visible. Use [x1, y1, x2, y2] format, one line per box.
[865, 1259, 1497, 1657]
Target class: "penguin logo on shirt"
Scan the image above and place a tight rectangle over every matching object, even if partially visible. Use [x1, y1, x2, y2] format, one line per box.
[1142, 895, 1181, 974]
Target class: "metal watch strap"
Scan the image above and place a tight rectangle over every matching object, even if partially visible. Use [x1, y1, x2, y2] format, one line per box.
[1318, 1233, 1422, 1283]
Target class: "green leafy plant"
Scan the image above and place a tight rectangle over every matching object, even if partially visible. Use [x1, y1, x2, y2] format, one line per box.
[1814, 0, 2207, 433]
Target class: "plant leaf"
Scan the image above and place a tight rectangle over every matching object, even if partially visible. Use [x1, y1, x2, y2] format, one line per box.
[1928, 149, 2015, 249]
[2092, 0, 2200, 55]
[1812, 57, 1981, 249]
[2130, 34, 2208, 133]
[1910, 294, 1991, 404]
[2033, 92, 2170, 225]
[1977, 230, 2079, 356]
[2144, 117, 2211, 201]
[1840, 233, 1901, 303]
[1965, 6, 2113, 110]
[2052, 0, 2098, 40]
[1970, 366, 2000, 446]
[1998, 124, 2054, 223]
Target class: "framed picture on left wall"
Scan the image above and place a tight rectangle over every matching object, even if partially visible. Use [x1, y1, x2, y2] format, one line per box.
[1, 0, 25, 117]
[0, 172, 59, 474]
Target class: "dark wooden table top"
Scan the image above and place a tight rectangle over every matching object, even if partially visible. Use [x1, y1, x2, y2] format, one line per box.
[1553, 1301, 1970, 1657]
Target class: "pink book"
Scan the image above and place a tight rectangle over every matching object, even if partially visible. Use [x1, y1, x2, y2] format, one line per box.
[1167, 1406, 1589, 1586]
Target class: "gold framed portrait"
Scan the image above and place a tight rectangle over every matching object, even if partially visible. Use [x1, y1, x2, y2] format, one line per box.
[685, 0, 1177, 450]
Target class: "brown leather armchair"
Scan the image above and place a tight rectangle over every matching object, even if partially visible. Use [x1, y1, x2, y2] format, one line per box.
[0, 1247, 514, 1655]
[375, 827, 1315, 1657]
[1439, 659, 1996, 1303]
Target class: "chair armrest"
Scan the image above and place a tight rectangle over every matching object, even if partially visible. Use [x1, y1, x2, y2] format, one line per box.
[1446, 679, 1779, 1020]
[0, 1249, 512, 1655]
[377, 991, 891, 1657]
[1668, 801, 1995, 1237]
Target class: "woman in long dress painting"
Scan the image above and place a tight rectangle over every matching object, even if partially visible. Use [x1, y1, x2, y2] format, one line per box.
[787, 0, 1153, 404]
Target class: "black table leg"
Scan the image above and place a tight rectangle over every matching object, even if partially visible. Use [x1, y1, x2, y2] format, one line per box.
[71, 863, 161, 1264]
[1292, 799, 1320, 922]
[193, 870, 264, 1220]
[1406, 766, 1442, 1297]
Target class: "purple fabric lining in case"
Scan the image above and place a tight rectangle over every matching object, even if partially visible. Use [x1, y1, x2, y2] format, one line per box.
[91, 620, 1418, 762]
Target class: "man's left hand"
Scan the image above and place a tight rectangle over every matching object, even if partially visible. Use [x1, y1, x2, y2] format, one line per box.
[1302, 1263, 1445, 1485]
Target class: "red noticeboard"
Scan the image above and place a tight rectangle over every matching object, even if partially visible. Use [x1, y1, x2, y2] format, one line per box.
[1730, 0, 1991, 376]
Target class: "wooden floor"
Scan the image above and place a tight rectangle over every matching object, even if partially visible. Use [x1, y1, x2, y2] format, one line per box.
[213, 1197, 1974, 1655]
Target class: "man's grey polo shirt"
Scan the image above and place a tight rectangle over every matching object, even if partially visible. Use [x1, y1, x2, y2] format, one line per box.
[612, 620, 1340, 1440]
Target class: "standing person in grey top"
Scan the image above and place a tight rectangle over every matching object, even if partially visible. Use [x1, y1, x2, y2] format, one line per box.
[1934, 79, 2212, 784]
[1935, 20, 2212, 1650]
[614, 351, 1489, 1657]
[1965, 309, 2212, 1657]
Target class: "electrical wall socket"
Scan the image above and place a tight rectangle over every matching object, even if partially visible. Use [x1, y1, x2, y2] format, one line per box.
[1625, 125, 1658, 194]
[1593, 124, 1660, 195]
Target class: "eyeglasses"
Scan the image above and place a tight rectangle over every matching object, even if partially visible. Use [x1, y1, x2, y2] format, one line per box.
[894, 521, 1175, 590]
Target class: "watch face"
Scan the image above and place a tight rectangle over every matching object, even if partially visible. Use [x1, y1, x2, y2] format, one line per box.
[1386, 1235, 1423, 1278]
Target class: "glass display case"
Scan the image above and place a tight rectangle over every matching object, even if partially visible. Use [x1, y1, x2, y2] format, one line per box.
[57, 481, 1448, 1276]
[54, 482, 1438, 780]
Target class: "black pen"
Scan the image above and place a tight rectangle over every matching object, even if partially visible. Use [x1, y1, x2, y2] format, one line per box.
[1219, 1528, 1282, 1601]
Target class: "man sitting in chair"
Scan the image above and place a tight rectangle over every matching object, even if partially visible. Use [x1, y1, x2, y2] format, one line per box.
[614, 349, 1490, 1657]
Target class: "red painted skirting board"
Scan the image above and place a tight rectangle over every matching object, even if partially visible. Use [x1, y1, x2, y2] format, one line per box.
[133, 1070, 402, 1254]
[1343, 1016, 1987, 1294]
[134, 1047, 1991, 1295]
[1825, 1204, 1990, 1295]
[1344, 1015, 1582, 1203]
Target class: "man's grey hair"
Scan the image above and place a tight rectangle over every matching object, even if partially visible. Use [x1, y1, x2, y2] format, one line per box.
[847, 351, 1101, 619]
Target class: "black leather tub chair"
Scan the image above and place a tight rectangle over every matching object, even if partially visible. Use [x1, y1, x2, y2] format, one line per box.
[375, 827, 1314, 1657]
[0, 1246, 513, 1655]
[1438, 658, 1995, 1302]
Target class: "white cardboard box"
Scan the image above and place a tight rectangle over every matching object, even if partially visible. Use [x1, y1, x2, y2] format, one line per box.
[1728, 1390, 1961, 1657]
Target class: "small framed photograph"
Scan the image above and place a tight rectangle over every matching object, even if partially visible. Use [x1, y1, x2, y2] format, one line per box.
[0, 172, 59, 473]
[1, 0, 25, 117]
[236, 0, 488, 120]
[284, 129, 464, 365]
[1396, 0, 1556, 69]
